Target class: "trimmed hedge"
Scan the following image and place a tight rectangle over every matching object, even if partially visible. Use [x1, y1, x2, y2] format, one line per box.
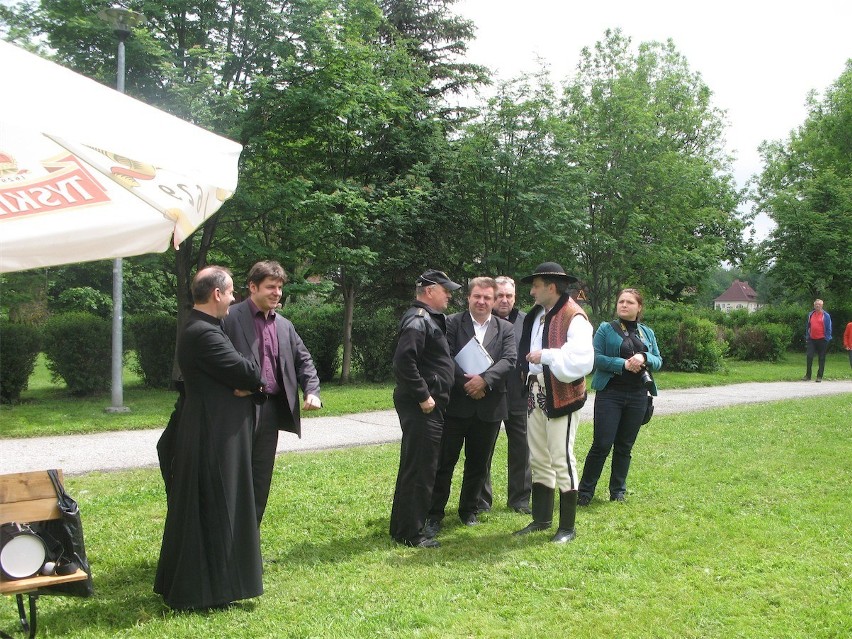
[129, 314, 177, 388]
[283, 303, 343, 383]
[641, 304, 726, 371]
[651, 316, 726, 372]
[719, 304, 808, 351]
[352, 306, 399, 382]
[0, 321, 42, 404]
[726, 322, 792, 362]
[42, 312, 114, 396]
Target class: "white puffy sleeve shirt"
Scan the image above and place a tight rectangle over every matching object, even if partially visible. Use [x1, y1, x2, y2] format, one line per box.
[530, 310, 595, 382]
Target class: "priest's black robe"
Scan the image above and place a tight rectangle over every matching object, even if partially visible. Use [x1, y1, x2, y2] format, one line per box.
[154, 309, 264, 610]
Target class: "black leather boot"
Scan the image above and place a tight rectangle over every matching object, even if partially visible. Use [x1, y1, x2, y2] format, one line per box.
[551, 490, 577, 543]
[513, 483, 554, 535]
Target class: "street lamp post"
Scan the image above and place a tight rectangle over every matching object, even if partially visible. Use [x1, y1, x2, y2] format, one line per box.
[99, 6, 145, 414]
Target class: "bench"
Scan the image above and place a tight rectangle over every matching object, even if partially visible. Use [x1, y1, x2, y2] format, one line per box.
[0, 471, 89, 639]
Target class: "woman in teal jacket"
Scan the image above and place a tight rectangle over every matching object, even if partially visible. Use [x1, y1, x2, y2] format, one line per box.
[578, 289, 662, 504]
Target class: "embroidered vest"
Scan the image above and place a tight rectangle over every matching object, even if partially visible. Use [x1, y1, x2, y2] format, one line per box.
[520, 293, 588, 418]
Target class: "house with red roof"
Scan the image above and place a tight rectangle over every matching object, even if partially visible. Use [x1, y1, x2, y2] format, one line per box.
[714, 279, 762, 313]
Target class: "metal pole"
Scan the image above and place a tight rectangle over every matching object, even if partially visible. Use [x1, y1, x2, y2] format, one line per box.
[106, 28, 131, 413]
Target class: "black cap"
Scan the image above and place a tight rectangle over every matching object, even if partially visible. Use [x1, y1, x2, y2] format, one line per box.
[416, 269, 461, 291]
[520, 262, 579, 284]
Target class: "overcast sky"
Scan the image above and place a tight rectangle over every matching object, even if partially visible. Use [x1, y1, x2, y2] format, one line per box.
[453, 0, 851, 240]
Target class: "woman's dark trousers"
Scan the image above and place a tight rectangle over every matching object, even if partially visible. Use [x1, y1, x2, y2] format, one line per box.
[578, 387, 646, 500]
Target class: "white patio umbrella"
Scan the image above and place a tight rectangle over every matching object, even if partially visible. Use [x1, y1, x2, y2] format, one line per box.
[0, 40, 242, 272]
[0, 40, 243, 410]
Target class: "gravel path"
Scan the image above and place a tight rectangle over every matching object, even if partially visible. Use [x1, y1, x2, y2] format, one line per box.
[1, 380, 848, 476]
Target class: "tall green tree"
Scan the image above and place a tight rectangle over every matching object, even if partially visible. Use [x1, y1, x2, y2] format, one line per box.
[560, 30, 743, 316]
[446, 70, 581, 279]
[753, 60, 852, 307]
[234, 0, 454, 382]
[379, 0, 488, 105]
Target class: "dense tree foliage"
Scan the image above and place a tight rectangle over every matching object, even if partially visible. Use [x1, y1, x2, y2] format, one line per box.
[4, 5, 816, 379]
[445, 70, 579, 278]
[753, 60, 852, 308]
[559, 31, 744, 316]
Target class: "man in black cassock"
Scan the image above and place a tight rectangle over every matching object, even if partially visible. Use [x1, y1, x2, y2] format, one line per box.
[154, 266, 266, 610]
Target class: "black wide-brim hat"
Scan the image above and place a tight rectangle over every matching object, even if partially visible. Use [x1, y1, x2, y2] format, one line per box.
[520, 262, 579, 284]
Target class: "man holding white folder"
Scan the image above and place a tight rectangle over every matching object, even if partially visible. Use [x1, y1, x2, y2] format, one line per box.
[425, 277, 517, 537]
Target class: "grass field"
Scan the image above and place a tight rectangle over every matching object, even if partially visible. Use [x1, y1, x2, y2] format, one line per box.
[4, 396, 849, 638]
[2, 351, 850, 438]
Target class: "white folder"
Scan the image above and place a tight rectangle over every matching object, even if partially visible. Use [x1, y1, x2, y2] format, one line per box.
[454, 337, 494, 375]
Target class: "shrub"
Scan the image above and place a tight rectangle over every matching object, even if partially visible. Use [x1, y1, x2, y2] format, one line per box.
[0, 321, 42, 404]
[743, 304, 808, 351]
[653, 316, 726, 372]
[352, 306, 400, 382]
[727, 322, 793, 362]
[128, 314, 177, 388]
[282, 303, 343, 383]
[643, 301, 720, 326]
[42, 312, 114, 395]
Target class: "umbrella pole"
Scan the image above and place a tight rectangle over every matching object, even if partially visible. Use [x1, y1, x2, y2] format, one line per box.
[107, 257, 129, 413]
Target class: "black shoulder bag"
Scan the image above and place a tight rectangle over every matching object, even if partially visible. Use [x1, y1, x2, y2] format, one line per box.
[34, 469, 94, 597]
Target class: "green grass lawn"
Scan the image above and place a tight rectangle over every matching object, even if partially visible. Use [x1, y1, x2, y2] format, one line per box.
[2, 352, 850, 439]
[7, 396, 850, 638]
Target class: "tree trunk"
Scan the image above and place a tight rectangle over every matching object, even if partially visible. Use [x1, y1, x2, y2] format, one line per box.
[340, 278, 356, 384]
[171, 215, 218, 385]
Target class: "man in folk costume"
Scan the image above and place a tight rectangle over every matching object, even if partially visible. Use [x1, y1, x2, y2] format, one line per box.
[513, 263, 594, 543]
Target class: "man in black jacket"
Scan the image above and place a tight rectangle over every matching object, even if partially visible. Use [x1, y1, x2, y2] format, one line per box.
[390, 269, 460, 548]
[479, 276, 531, 514]
[425, 277, 517, 537]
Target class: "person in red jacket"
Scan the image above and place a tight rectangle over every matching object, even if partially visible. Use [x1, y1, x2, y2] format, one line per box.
[802, 299, 832, 382]
[844, 321, 852, 370]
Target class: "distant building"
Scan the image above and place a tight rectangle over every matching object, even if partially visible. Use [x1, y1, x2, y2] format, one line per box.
[714, 279, 761, 313]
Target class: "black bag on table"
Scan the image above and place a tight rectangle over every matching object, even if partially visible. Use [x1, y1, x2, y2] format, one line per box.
[33, 469, 94, 597]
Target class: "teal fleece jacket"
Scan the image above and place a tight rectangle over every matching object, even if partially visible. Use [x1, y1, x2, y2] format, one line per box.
[590, 321, 663, 396]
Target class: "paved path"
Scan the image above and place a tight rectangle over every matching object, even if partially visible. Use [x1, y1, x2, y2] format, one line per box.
[1, 381, 848, 476]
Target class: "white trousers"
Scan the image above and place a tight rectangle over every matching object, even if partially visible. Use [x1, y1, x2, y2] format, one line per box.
[527, 376, 579, 492]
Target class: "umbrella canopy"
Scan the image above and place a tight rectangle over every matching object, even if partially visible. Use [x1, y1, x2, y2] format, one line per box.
[0, 41, 242, 273]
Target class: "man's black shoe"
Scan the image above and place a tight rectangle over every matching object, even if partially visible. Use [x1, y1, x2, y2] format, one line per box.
[578, 494, 592, 506]
[511, 504, 532, 515]
[610, 494, 625, 502]
[512, 521, 551, 536]
[801, 376, 811, 381]
[395, 536, 440, 548]
[423, 518, 441, 538]
[461, 513, 479, 526]
[413, 538, 440, 548]
[551, 528, 576, 544]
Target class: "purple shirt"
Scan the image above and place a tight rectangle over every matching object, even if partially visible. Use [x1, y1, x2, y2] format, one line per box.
[248, 298, 282, 396]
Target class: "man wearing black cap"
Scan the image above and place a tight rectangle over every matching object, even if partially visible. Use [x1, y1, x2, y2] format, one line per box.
[513, 262, 594, 543]
[390, 269, 461, 548]
[424, 276, 517, 538]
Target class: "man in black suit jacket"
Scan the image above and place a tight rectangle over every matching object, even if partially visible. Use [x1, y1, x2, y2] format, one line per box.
[479, 276, 532, 514]
[425, 277, 517, 536]
[223, 261, 322, 525]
